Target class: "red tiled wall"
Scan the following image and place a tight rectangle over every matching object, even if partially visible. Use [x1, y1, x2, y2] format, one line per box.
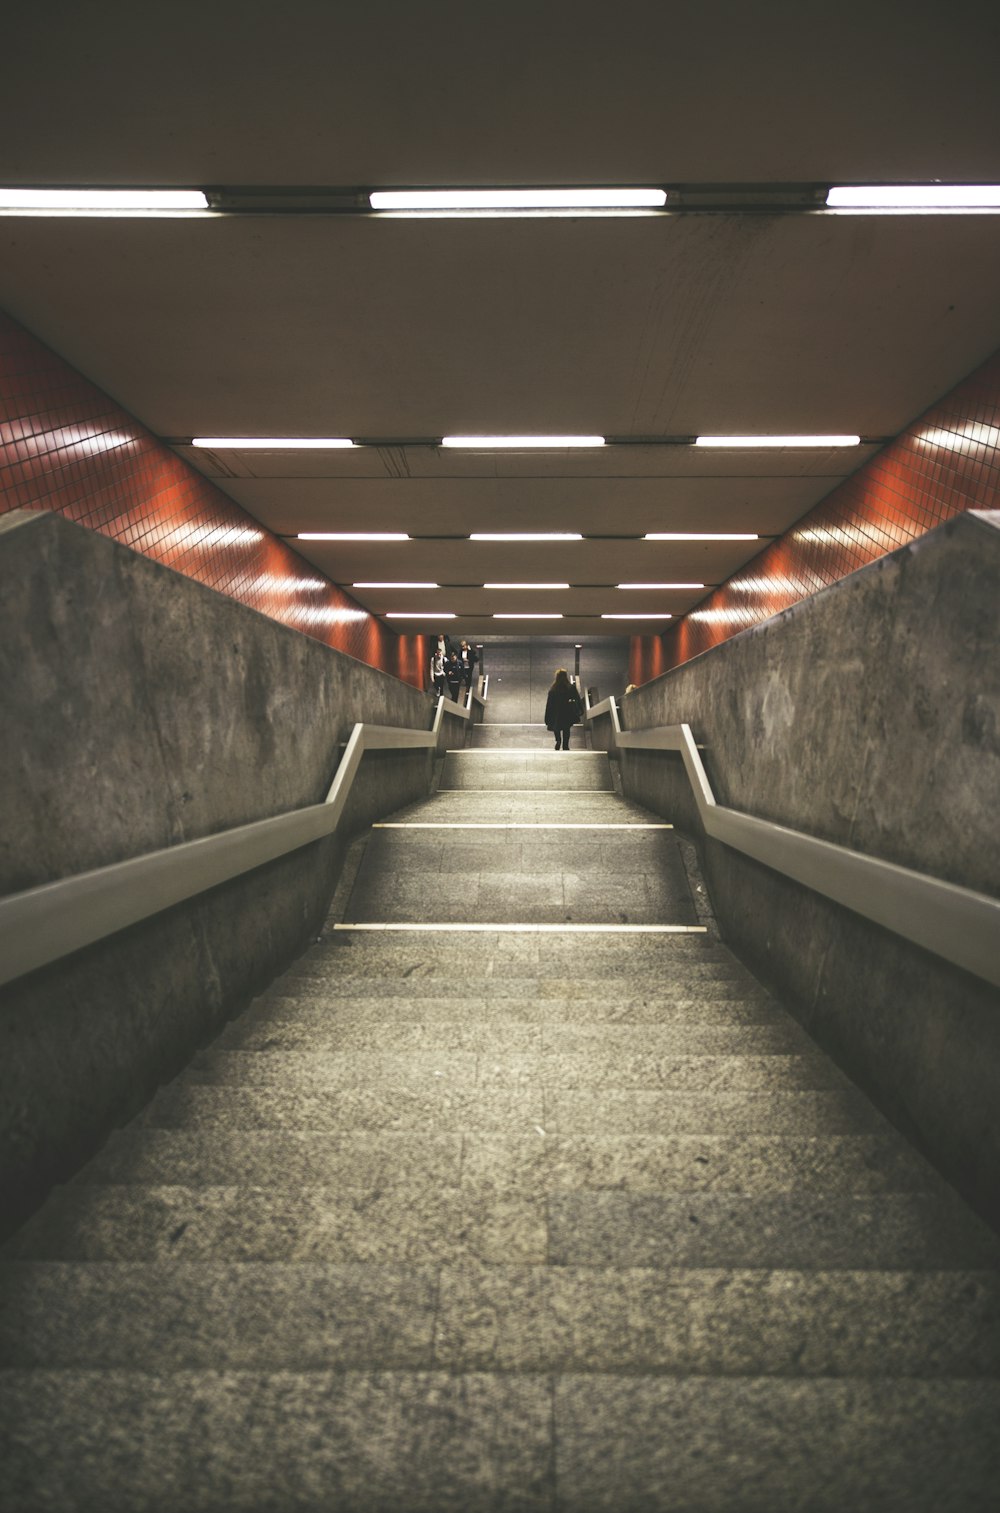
[629, 350, 1000, 685]
[0, 310, 427, 689]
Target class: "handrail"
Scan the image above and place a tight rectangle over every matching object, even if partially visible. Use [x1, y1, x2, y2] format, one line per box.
[0, 721, 437, 989]
[604, 698, 999, 988]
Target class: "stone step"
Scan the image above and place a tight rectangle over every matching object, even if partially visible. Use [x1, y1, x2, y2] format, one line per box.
[7, 1186, 996, 1271]
[552, 1376, 1000, 1513]
[303, 931, 730, 962]
[438, 751, 614, 793]
[0, 1370, 554, 1513]
[212, 1017, 810, 1055]
[184, 1049, 848, 1094]
[3, 1262, 999, 1377]
[76, 1129, 940, 1196]
[136, 1082, 884, 1135]
[247, 992, 784, 1023]
[387, 794, 637, 822]
[4, 1370, 998, 1513]
[340, 830, 699, 925]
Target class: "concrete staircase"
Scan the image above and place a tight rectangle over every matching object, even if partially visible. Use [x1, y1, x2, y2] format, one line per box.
[3, 745, 999, 1510]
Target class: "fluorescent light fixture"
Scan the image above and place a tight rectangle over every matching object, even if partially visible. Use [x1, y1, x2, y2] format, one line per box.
[386, 612, 456, 619]
[602, 613, 673, 620]
[484, 582, 570, 589]
[298, 532, 410, 541]
[370, 188, 666, 212]
[617, 582, 705, 590]
[353, 581, 439, 589]
[644, 533, 759, 542]
[493, 613, 564, 619]
[827, 184, 1000, 210]
[442, 435, 605, 449]
[695, 434, 860, 448]
[470, 532, 583, 542]
[0, 187, 209, 214]
[193, 437, 356, 449]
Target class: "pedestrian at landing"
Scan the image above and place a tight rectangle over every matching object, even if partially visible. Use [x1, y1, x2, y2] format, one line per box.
[544, 668, 583, 750]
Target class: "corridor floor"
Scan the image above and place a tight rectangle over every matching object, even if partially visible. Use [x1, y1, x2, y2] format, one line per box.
[2, 733, 1000, 1510]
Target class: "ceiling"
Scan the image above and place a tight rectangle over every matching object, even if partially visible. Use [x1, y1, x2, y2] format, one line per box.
[2, 0, 1000, 638]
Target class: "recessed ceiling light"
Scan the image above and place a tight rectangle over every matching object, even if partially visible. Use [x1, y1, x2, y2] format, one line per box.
[493, 613, 564, 619]
[370, 189, 666, 213]
[826, 184, 1000, 211]
[353, 581, 439, 589]
[616, 582, 706, 590]
[385, 612, 456, 619]
[193, 437, 356, 449]
[484, 582, 571, 589]
[601, 613, 674, 620]
[0, 188, 210, 214]
[470, 533, 584, 542]
[298, 532, 410, 541]
[442, 435, 605, 449]
[644, 533, 759, 542]
[694, 435, 860, 448]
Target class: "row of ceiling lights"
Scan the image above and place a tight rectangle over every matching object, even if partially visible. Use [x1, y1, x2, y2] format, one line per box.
[2, 185, 999, 214]
[191, 434, 864, 449]
[297, 533, 757, 542]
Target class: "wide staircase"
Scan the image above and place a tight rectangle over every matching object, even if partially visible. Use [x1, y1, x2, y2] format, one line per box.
[3, 740, 999, 1510]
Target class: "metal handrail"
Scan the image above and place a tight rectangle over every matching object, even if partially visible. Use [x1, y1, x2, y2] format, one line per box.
[0, 722, 437, 989]
[597, 696, 1000, 988]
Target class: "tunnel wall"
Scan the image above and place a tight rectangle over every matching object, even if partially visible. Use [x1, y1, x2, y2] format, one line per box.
[618, 510, 1000, 1228]
[630, 347, 1000, 682]
[0, 307, 428, 688]
[0, 510, 435, 1231]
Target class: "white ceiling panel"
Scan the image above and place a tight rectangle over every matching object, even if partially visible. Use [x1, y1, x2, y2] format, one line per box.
[3, 1, 999, 185]
[217, 475, 849, 537]
[2, 216, 999, 438]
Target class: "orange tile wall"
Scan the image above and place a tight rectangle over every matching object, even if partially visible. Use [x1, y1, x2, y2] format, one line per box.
[0, 309, 427, 688]
[629, 349, 1000, 685]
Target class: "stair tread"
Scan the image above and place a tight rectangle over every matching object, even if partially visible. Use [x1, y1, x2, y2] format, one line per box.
[3, 1261, 999, 1376]
[77, 1129, 941, 1195]
[10, 1185, 994, 1270]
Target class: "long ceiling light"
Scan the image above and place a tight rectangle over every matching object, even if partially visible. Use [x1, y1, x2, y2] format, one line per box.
[493, 613, 564, 619]
[695, 434, 860, 447]
[471, 533, 583, 542]
[0, 188, 210, 214]
[644, 533, 759, 542]
[353, 581, 439, 589]
[386, 612, 455, 619]
[827, 185, 1000, 211]
[602, 613, 673, 620]
[193, 437, 356, 449]
[298, 532, 410, 541]
[617, 582, 705, 590]
[370, 189, 666, 213]
[442, 435, 605, 448]
[484, 582, 571, 589]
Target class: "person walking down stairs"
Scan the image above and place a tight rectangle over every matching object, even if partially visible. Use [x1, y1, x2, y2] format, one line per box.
[544, 668, 583, 750]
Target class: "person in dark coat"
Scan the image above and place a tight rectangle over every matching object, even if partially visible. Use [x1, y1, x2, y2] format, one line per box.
[458, 639, 478, 692]
[445, 650, 463, 702]
[544, 668, 583, 750]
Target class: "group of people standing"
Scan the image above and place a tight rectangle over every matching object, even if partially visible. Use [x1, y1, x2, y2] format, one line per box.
[429, 632, 478, 702]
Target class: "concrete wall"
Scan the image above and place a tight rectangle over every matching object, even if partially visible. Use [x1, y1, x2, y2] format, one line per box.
[0, 510, 436, 1229]
[484, 638, 629, 724]
[617, 510, 1000, 1228]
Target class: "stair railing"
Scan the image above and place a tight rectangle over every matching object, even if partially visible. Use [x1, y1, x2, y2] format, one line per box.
[586, 695, 1000, 989]
[0, 721, 438, 989]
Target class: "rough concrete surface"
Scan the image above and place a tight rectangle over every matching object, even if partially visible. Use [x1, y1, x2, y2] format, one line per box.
[617, 511, 1000, 1230]
[0, 510, 437, 1229]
